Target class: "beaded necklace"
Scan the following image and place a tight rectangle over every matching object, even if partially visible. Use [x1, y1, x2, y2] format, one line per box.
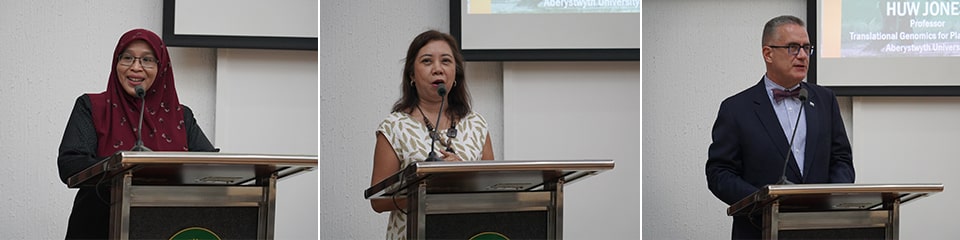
[416, 105, 458, 153]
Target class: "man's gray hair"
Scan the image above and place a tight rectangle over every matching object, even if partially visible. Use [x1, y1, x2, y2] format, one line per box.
[762, 15, 805, 45]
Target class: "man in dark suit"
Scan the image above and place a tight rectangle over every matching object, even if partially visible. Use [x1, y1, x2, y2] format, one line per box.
[705, 15, 855, 239]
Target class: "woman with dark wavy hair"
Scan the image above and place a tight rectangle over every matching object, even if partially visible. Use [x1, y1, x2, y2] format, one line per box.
[369, 30, 494, 239]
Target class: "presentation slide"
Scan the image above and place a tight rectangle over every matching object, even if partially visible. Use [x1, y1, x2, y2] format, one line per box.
[457, 0, 641, 50]
[175, 0, 316, 38]
[817, 0, 960, 87]
[469, 0, 640, 14]
[825, 0, 960, 58]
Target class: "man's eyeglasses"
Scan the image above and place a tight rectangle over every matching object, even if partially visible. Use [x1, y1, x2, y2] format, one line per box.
[768, 44, 815, 56]
[118, 54, 159, 69]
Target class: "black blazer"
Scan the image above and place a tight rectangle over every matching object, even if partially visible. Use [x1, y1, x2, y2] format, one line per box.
[705, 79, 855, 239]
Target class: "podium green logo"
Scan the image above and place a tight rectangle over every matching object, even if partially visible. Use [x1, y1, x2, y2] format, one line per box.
[169, 227, 222, 240]
[469, 232, 509, 240]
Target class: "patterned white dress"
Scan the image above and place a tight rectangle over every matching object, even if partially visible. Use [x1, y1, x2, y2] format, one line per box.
[376, 111, 489, 240]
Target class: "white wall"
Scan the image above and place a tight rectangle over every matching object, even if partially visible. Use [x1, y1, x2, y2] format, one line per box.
[645, 0, 960, 239]
[319, 1, 640, 239]
[0, 1, 314, 238]
[851, 97, 960, 238]
[503, 62, 641, 239]
[215, 48, 318, 239]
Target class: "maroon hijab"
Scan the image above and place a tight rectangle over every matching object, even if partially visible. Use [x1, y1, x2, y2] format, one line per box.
[87, 29, 187, 157]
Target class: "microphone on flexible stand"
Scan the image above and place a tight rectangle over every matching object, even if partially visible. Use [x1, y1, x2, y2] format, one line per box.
[777, 88, 808, 185]
[425, 83, 447, 162]
[131, 85, 152, 152]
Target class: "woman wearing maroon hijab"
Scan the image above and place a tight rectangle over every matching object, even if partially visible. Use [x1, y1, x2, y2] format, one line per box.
[57, 29, 216, 239]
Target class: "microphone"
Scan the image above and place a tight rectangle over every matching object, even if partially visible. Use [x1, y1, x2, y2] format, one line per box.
[777, 87, 808, 185]
[425, 83, 447, 162]
[131, 85, 152, 152]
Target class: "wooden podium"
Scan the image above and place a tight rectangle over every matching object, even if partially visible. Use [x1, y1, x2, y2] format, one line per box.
[365, 160, 614, 240]
[67, 151, 317, 240]
[728, 183, 944, 239]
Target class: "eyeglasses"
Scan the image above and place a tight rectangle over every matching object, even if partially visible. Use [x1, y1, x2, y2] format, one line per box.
[768, 44, 815, 56]
[118, 54, 159, 69]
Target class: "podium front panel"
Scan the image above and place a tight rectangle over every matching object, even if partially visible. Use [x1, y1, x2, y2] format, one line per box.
[731, 184, 944, 240]
[778, 228, 885, 239]
[415, 170, 566, 194]
[365, 160, 613, 240]
[426, 211, 548, 239]
[130, 207, 258, 239]
[122, 164, 277, 186]
[84, 152, 316, 240]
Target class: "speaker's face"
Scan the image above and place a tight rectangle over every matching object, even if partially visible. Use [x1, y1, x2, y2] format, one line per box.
[411, 40, 456, 101]
[116, 40, 158, 97]
[764, 23, 811, 87]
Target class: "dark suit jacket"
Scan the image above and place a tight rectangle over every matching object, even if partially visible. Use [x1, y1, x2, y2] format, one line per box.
[705, 79, 855, 239]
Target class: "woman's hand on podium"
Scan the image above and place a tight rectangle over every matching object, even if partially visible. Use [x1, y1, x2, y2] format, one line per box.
[440, 150, 462, 162]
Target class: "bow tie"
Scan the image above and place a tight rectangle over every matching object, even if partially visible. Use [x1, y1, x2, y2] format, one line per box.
[772, 88, 800, 103]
